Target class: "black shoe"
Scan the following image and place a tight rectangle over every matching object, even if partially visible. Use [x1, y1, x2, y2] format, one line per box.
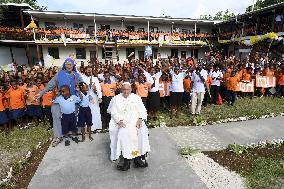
[65, 140, 70, 146]
[117, 158, 130, 171]
[134, 156, 147, 168]
[72, 137, 79, 144]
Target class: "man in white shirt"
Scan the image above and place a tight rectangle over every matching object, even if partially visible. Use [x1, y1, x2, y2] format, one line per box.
[209, 65, 223, 104]
[191, 66, 208, 115]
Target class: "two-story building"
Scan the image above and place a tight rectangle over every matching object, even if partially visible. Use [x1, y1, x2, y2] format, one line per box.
[21, 10, 217, 67]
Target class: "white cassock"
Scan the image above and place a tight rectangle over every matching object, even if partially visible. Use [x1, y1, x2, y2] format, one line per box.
[107, 93, 151, 161]
[81, 74, 103, 131]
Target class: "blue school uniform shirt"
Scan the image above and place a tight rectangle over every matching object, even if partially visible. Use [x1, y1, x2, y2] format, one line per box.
[53, 95, 81, 114]
[80, 91, 91, 108]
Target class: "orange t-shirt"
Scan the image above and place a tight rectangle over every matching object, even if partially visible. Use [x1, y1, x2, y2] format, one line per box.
[159, 81, 166, 97]
[227, 76, 240, 91]
[135, 82, 151, 98]
[278, 73, 284, 85]
[183, 78, 191, 93]
[25, 85, 41, 106]
[242, 72, 251, 81]
[0, 93, 5, 111]
[42, 90, 56, 107]
[5, 88, 25, 110]
[100, 81, 117, 97]
[205, 76, 212, 89]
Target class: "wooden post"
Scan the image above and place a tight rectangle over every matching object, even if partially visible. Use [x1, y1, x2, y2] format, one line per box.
[147, 20, 150, 41]
[25, 44, 33, 67]
[20, 8, 25, 29]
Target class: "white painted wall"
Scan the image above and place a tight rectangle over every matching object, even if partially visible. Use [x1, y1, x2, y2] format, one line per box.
[0, 46, 12, 66]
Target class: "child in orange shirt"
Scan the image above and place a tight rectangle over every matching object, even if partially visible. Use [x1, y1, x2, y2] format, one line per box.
[183, 76, 191, 107]
[0, 84, 9, 133]
[5, 80, 26, 128]
[42, 84, 56, 129]
[226, 71, 240, 106]
[135, 74, 151, 107]
[25, 78, 42, 123]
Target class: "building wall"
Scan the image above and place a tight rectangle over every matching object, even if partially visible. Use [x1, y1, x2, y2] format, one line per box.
[0, 46, 38, 66]
[42, 45, 209, 67]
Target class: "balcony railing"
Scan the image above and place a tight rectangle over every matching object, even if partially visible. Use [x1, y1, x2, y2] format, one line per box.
[0, 26, 215, 46]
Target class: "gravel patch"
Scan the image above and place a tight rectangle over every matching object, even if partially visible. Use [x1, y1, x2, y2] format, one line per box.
[185, 153, 246, 189]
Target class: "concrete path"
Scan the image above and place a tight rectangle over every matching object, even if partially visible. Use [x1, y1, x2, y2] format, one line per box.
[28, 116, 284, 189]
[165, 116, 284, 151]
[28, 129, 206, 189]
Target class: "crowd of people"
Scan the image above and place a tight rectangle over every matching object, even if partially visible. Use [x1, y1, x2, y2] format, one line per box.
[0, 26, 213, 42]
[0, 50, 284, 136]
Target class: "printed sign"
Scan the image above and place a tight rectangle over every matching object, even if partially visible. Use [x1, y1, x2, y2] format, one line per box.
[256, 76, 276, 88]
[235, 81, 254, 92]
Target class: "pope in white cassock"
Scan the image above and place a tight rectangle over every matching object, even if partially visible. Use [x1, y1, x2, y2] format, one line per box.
[80, 66, 103, 131]
[107, 82, 151, 171]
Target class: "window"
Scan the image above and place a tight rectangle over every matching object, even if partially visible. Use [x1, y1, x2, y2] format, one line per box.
[73, 23, 84, 29]
[150, 26, 158, 32]
[102, 48, 112, 59]
[196, 28, 201, 33]
[45, 22, 56, 29]
[151, 48, 158, 59]
[87, 26, 95, 34]
[182, 29, 189, 33]
[126, 26, 135, 32]
[101, 25, 110, 30]
[76, 48, 86, 59]
[48, 47, 59, 59]
[171, 49, 178, 58]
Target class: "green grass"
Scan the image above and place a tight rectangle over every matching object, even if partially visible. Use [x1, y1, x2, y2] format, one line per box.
[148, 97, 284, 127]
[0, 121, 52, 183]
[242, 158, 284, 189]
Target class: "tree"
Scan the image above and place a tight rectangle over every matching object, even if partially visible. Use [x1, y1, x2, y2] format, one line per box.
[0, 0, 46, 10]
[246, 0, 284, 12]
[200, 9, 235, 21]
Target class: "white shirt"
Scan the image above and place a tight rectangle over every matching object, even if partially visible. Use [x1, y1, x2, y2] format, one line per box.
[191, 69, 208, 93]
[210, 70, 223, 86]
[169, 70, 187, 92]
[143, 70, 162, 92]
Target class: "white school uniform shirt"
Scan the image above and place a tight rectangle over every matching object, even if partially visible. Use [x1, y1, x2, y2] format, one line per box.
[209, 70, 223, 86]
[169, 70, 187, 92]
[143, 70, 162, 92]
[191, 69, 208, 93]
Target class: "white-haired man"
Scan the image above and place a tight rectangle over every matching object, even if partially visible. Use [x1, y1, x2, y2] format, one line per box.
[107, 82, 150, 171]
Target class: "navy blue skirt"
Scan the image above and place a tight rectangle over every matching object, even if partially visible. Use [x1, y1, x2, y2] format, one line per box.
[27, 105, 43, 118]
[11, 108, 25, 120]
[0, 111, 9, 124]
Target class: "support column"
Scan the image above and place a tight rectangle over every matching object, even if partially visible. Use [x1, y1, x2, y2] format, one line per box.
[25, 44, 33, 67]
[94, 14, 97, 41]
[147, 20, 150, 41]
[194, 23, 197, 36]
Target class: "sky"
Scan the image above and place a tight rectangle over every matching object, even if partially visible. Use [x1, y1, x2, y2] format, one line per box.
[37, 0, 254, 19]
